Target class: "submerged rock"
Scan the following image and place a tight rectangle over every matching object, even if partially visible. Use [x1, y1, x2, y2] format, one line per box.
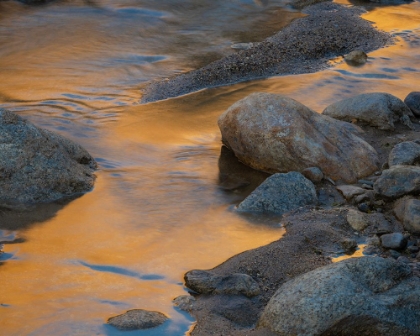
[404, 91, 420, 117]
[389, 140, 420, 167]
[107, 309, 168, 331]
[323, 92, 414, 130]
[218, 93, 379, 183]
[258, 257, 420, 336]
[344, 50, 368, 65]
[237, 172, 317, 214]
[0, 109, 96, 208]
[374, 165, 420, 198]
[184, 270, 261, 297]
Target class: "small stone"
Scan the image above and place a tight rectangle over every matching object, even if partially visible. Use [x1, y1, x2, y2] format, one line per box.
[358, 203, 370, 213]
[363, 245, 380, 255]
[231, 42, 254, 50]
[362, 184, 373, 190]
[388, 140, 420, 167]
[340, 238, 357, 252]
[408, 246, 420, 253]
[354, 193, 370, 204]
[397, 256, 411, 264]
[344, 50, 368, 65]
[367, 235, 381, 247]
[173, 295, 196, 312]
[381, 233, 407, 250]
[347, 209, 369, 231]
[374, 166, 420, 199]
[404, 91, 420, 117]
[376, 220, 394, 235]
[336, 185, 366, 200]
[389, 250, 401, 259]
[374, 200, 385, 207]
[107, 309, 168, 331]
[302, 167, 324, 183]
[358, 179, 374, 186]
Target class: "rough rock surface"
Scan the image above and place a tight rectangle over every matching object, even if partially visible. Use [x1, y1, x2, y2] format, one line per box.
[237, 172, 317, 214]
[141, 2, 390, 103]
[389, 140, 420, 167]
[302, 167, 324, 183]
[107, 309, 168, 331]
[344, 50, 368, 65]
[258, 257, 420, 336]
[336, 185, 367, 200]
[404, 91, 420, 117]
[346, 208, 369, 231]
[323, 92, 414, 131]
[0, 109, 96, 208]
[380, 233, 407, 250]
[184, 270, 261, 297]
[374, 165, 420, 198]
[394, 197, 420, 234]
[218, 93, 379, 183]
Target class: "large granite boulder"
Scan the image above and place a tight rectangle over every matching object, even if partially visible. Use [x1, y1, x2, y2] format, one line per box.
[259, 257, 420, 336]
[389, 140, 420, 167]
[0, 109, 96, 208]
[323, 92, 414, 130]
[374, 165, 420, 199]
[237, 172, 317, 214]
[218, 93, 379, 183]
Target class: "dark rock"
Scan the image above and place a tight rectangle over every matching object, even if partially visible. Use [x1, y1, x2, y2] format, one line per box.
[397, 256, 411, 264]
[340, 238, 357, 252]
[393, 198, 420, 234]
[358, 179, 374, 186]
[362, 183, 373, 190]
[237, 172, 317, 215]
[258, 257, 420, 336]
[381, 233, 407, 250]
[374, 165, 420, 199]
[107, 309, 168, 331]
[210, 295, 259, 327]
[404, 91, 420, 117]
[389, 140, 420, 167]
[344, 50, 368, 65]
[408, 245, 420, 253]
[389, 249, 401, 259]
[0, 109, 96, 208]
[376, 220, 394, 235]
[173, 295, 196, 312]
[317, 185, 346, 207]
[302, 167, 324, 183]
[184, 270, 260, 298]
[358, 202, 370, 213]
[219, 93, 379, 183]
[323, 92, 414, 131]
[363, 245, 381, 255]
[354, 192, 371, 204]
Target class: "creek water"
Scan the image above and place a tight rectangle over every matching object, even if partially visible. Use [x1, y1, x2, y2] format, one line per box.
[0, 0, 419, 335]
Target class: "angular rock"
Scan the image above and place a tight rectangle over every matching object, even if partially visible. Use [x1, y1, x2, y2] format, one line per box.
[184, 270, 260, 298]
[394, 198, 420, 234]
[0, 109, 96, 208]
[107, 309, 168, 331]
[347, 209, 369, 231]
[302, 167, 324, 183]
[258, 257, 420, 336]
[218, 93, 379, 183]
[381, 233, 407, 250]
[404, 91, 420, 117]
[237, 172, 317, 214]
[344, 50, 367, 65]
[322, 92, 414, 130]
[336, 185, 366, 200]
[374, 165, 420, 198]
[389, 140, 420, 167]
[173, 295, 196, 312]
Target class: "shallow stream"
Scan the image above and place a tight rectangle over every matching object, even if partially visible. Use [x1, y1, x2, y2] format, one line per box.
[0, 0, 419, 335]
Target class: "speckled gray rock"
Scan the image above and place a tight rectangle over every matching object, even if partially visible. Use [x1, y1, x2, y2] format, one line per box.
[0, 109, 96, 208]
[347, 208, 369, 231]
[173, 295, 196, 312]
[302, 167, 324, 183]
[404, 91, 420, 117]
[389, 140, 420, 167]
[258, 257, 420, 336]
[323, 92, 414, 130]
[184, 270, 261, 297]
[344, 50, 368, 65]
[394, 198, 420, 234]
[107, 309, 168, 331]
[374, 165, 420, 198]
[237, 172, 317, 214]
[219, 93, 379, 183]
[336, 185, 366, 200]
[381, 233, 407, 250]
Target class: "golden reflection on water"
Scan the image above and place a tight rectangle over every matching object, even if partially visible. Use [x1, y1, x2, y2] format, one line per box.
[0, 0, 420, 335]
[332, 244, 367, 263]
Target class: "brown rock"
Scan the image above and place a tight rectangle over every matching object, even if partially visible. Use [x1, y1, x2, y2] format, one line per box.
[218, 93, 379, 183]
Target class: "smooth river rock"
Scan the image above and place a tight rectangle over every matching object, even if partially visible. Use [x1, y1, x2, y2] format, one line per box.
[237, 172, 317, 214]
[344, 50, 368, 65]
[107, 309, 168, 331]
[0, 109, 96, 208]
[404, 91, 420, 117]
[323, 92, 414, 130]
[394, 197, 420, 234]
[389, 140, 420, 167]
[374, 165, 420, 198]
[218, 92, 379, 183]
[258, 257, 420, 336]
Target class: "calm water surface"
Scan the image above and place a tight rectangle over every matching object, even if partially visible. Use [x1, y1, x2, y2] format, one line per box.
[0, 0, 420, 335]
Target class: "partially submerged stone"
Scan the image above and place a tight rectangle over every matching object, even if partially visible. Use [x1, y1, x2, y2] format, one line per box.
[344, 50, 368, 65]
[237, 172, 317, 214]
[404, 91, 420, 117]
[107, 309, 168, 331]
[258, 257, 420, 336]
[374, 165, 420, 198]
[323, 92, 414, 130]
[389, 140, 420, 167]
[218, 93, 379, 183]
[0, 109, 96, 208]
[184, 270, 261, 297]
